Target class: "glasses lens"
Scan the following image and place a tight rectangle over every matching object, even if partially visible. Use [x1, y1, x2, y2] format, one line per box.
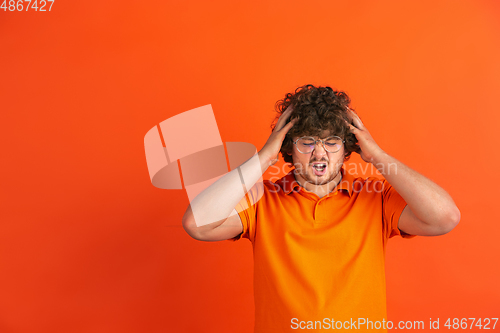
[324, 137, 343, 153]
[297, 137, 315, 153]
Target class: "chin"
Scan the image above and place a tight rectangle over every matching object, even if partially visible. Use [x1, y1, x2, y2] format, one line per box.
[305, 172, 337, 185]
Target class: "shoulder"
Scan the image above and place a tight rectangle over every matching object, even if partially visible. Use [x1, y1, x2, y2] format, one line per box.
[350, 176, 387, 195]
[269, 171, 302, 194]
[260, 178, 289, 195]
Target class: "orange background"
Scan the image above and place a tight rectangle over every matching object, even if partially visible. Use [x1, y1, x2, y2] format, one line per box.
[1, 0, 499, 332]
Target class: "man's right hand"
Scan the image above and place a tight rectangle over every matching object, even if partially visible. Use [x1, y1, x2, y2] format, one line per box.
[258, 105, 298, 168]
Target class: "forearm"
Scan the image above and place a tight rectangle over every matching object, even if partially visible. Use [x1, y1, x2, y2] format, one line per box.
[371, 150, 460, 226]
[182, 151, 272, 230]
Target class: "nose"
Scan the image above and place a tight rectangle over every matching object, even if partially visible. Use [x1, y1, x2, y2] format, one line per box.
[312, 141, 327, 158]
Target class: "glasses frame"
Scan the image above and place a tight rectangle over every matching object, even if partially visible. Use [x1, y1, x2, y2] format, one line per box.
[293, 135, 345, 154]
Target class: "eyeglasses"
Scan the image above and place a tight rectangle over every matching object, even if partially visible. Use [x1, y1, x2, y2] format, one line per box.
[293, 136, 345, 154]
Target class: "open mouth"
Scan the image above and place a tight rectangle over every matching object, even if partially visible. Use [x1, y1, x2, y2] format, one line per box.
[312, 163, 327, 175]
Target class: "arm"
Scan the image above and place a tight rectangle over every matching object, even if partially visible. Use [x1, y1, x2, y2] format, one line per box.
[344, 109, 460, 236]
[182, 106, 298, 241]
[182, 151, 266, 241]
[371, 152, 460, 236]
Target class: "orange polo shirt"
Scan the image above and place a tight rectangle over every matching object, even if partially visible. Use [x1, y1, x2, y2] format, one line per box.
[231, 166, 415, 332]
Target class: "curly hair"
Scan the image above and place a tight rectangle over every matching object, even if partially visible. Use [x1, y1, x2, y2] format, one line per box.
[272, 84, 361, 164]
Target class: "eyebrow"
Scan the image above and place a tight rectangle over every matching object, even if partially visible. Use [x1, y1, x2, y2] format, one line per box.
[300, 134, 339, 139]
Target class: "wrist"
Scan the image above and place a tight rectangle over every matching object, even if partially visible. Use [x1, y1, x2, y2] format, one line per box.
[257, 150, 276, 170]
[369, 148, 387, 164]
[370, 150, 397, 175]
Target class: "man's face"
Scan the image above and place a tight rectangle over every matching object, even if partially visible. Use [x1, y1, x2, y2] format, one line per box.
[288, 130, 345, 186]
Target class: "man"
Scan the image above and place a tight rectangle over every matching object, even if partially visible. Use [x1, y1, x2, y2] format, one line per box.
[182, 84, 460, 332]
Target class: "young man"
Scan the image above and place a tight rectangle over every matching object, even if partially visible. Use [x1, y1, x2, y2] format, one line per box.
[182, 84, 460, 332]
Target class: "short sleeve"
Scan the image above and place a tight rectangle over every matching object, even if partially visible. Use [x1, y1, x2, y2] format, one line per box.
[381, 179, 416, 239]
[226, 181, 265, 242]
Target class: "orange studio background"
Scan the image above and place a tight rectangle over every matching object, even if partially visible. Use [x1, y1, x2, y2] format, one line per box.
[1, 0, 499, 332]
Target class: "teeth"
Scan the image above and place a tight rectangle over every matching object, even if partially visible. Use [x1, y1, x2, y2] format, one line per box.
[313, 164, 326, 170]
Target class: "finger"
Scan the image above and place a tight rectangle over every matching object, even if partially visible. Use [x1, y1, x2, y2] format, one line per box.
[278, 105, 293, 129]
[351, 114, 364, 129]
[344, 107, 354, 124]
[346, 107, 365, 129]
[344, 119, 360, 133]
[276, 118, 297, 137]
[280, 117, 298, 133]
[274, 107, 294, 132]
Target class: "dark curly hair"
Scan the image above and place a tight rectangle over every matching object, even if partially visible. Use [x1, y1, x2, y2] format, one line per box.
[272, 84, 361, 164]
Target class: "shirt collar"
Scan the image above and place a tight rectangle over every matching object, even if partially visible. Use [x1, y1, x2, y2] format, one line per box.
[275, 166, 355, 197]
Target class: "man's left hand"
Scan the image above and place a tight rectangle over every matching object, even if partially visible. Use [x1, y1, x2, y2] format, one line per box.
[344, 107, 384, 164]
